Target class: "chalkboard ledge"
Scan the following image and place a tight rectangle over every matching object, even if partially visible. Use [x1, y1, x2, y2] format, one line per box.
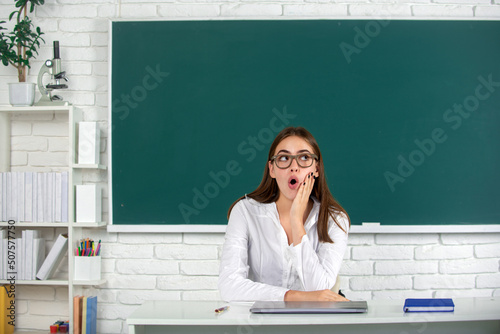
[107, 224, 227, 233]
[107, 224, 500, 234]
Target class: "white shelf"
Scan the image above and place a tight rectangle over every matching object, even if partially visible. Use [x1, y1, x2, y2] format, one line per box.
[0, 105, 71, 114]
[73, 221, 107, 228]
[0, 221, 70, 227]
[72, 163, 107, 170]
[1, 105, 105, 334]
[0, 221, 106, 227]
[73, 279, 106, 286]
[0, 279, 69, 286]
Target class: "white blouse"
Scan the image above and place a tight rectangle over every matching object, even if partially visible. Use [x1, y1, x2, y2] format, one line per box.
[218, 196, 349, 302]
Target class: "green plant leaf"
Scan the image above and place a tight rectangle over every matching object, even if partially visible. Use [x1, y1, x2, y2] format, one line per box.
[3, 0, 45, 79]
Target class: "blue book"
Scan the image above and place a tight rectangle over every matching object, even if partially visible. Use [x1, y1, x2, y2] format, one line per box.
[86, 296, 97, 334]
[403, 298, 454, 312]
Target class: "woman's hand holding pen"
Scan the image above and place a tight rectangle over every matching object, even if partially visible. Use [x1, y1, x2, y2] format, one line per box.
[290, 172, 318, 245]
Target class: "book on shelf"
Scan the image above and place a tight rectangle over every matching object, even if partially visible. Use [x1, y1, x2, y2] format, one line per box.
[73, 295, 83, 334]
[0, 230, 5, 279]
[5, 173, 9, 221]
[87, 296, 97, 334]
[25, 172, 33, 222]
[16, 238, 22, 280]
[78, 121, 100, 165]
[76, 295, 97, 334]
[0, 172, 68, 223]
[24, 230, 42, 280]
[76, 184, 101, 223]
[17, 172, 25, 222]
[0, 229, 45, 280]
[32, 238, 46, 280]
[36, 233, 68, 280]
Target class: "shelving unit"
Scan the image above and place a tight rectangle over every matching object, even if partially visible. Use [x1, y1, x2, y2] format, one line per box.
[0, 105, 105, 333]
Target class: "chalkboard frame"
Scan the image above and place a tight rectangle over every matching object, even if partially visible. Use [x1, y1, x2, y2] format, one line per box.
[107, 18, 500, 233]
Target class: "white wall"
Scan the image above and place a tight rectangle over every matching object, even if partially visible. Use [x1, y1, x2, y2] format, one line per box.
[1, 0, 499, 332]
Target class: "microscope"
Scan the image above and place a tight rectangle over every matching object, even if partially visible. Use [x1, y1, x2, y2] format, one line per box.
[35, 41, 69, 106]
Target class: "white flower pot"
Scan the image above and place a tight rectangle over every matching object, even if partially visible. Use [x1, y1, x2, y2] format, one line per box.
[9, 83, 36, 107]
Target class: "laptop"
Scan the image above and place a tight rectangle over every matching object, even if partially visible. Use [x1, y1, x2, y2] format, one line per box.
[250, 301, 368, 314]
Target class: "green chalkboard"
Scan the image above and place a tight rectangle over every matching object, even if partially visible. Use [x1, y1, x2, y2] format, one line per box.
[111, 20, 500, 226]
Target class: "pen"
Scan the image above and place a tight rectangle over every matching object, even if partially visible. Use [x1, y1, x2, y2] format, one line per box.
[215, 306, 229, 314]
[96, 240, 101, 256]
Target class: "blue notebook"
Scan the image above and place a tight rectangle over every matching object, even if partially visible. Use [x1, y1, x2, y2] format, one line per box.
[404, 298, 454, 312]
[86, 296, 97, 334]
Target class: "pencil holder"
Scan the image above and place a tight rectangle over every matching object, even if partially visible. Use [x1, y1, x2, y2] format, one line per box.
[74, 256, 101, 281]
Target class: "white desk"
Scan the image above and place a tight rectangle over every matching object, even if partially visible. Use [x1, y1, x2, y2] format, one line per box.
[127, 298, 500, 334]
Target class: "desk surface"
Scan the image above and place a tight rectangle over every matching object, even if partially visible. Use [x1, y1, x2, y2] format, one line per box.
[128, 297, 500, 326]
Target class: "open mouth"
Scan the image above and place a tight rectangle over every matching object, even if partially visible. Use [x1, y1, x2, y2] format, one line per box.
[288, 176, 299, 189]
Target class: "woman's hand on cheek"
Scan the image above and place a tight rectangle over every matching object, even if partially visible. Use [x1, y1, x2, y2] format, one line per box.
[290, 172, 316, 227]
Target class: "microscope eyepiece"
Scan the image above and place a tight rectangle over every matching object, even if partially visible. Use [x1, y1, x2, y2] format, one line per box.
[53, 41, 60, 59]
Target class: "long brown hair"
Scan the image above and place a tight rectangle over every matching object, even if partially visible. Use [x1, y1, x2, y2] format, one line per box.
[228, 126, 349, 242]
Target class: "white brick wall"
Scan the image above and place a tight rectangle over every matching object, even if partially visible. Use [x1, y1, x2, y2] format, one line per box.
[2, 0, 499, 332]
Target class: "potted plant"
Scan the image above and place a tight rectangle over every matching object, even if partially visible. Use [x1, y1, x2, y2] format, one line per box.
[0, 0, 45, 106]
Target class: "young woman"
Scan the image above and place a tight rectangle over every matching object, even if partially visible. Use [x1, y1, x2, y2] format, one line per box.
[218, 126, 350, 302]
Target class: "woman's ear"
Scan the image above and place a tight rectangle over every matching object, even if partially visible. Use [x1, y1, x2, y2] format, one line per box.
[269, 161, 276, 178]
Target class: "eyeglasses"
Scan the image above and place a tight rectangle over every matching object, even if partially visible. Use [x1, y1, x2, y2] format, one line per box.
[271, 153, 318, 169]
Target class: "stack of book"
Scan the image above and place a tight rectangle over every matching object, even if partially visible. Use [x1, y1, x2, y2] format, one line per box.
[73, 295, 97, 334]
[0, 229, 45, 280]
[0, 172, 69, 223]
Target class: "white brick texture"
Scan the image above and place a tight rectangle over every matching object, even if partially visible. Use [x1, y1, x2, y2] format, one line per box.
[283, 4, 348, 16]
[3, 1, 500, 332]
[475, 244, 500, 258]
[155, 244, 219, 260]
[412, 4, 473, 17]
[220, 4, 283, 16]
[350, 276, 413, 290]
[414, 274, 476, 290]
[158, 4, 221, 17]
[439, 259, 499, 274]
[116, 259, 179, 275]
[352, 245, 414, 260]
[415, 245, 474, 260]
[375, 260, 438, 275]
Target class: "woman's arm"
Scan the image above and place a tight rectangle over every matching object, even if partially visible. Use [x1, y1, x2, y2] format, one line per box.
[284, 213, 349, 302]
[293, 213, 349, 291]
[287, 172, 349, 293]
[218, 202, 288, 302]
